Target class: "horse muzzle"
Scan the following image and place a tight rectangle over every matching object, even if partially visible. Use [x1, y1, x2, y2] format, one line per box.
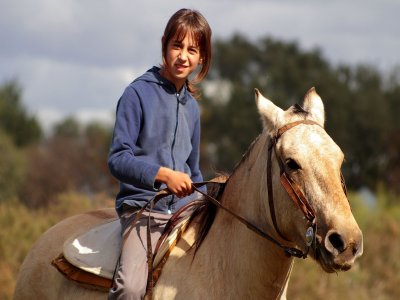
[314, 228, 363, 273]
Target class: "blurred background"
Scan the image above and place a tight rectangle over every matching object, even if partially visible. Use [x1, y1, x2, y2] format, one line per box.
[1, 1, 399, 299]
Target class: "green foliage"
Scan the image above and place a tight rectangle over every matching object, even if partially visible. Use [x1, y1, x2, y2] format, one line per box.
[0, 79, 42, 147]
[53, 117, 81, 138]
[0, 130, 25, 202]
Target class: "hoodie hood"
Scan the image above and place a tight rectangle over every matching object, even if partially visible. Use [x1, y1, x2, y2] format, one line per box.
[134, 66, 189, 104]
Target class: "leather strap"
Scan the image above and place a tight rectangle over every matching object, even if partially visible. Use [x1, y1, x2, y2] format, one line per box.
[276, 120, 321, 139]
[280, 173, 315, 224]
[267, 139, 291, 241]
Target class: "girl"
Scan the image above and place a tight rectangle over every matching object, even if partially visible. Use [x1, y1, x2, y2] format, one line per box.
[108, 8, 212, 300]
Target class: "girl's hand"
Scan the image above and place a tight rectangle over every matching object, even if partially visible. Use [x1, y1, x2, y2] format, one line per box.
[155, 167, 193, 198]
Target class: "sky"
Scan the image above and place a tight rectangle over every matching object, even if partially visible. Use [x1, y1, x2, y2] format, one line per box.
[1, 0, 399, 132]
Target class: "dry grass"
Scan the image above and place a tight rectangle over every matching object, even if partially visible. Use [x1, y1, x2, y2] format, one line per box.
[0, 192, 113, 299]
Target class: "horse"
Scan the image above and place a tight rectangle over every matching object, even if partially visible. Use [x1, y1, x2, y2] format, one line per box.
[14, 88, 363, 300]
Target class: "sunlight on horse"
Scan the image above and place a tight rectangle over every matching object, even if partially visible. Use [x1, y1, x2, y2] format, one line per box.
[14, 88, 363, 300]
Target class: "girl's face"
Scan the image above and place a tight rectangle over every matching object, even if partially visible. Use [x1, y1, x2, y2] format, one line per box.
[162, 32, 202, 91]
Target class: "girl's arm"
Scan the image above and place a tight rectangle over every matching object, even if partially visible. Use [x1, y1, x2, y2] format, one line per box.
[186, 113, 204, 183]
[108, 87, 160, 190]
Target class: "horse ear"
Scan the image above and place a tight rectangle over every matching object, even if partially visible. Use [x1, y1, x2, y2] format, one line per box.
[255, 88, 284, 130]
[303, 87, 325, 127]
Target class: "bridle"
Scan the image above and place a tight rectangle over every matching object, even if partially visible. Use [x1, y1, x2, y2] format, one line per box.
[267, 120, 321, 257]
[195, 119, 350, 259]
[192, 120, 327, 259]
[265, 119, 348, 258]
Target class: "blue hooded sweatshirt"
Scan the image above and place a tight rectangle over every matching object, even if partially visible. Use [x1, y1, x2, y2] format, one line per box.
[108, 66, 203, 216]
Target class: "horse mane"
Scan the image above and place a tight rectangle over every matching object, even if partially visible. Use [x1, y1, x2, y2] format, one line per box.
[189, 179, 226, 255]
[292, 103, 309, 116]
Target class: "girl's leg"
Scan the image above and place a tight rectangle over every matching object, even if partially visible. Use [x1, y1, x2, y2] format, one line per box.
[108, 210, 170, 300]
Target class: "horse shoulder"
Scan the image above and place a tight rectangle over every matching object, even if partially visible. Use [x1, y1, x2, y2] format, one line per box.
[153, 218, 201, 299]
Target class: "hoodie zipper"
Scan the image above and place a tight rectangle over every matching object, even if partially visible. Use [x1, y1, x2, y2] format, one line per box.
[168, 93, 180, 213]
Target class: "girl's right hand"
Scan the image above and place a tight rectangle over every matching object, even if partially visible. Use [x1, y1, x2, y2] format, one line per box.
[155, 167, 193, 198]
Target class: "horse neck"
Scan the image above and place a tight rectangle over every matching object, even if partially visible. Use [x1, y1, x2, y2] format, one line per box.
[195, 133, 294, 297]
[223, 132, 280, 226]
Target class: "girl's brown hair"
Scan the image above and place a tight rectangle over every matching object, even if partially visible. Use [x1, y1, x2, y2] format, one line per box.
[161, 8, 212, 99]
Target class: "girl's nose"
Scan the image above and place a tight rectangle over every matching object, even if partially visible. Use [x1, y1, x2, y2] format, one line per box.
[178, 50, 187, 60]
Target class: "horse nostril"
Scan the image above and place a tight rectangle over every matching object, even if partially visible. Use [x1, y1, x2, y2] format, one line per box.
[328, 232, 345, 253]
[352, 244, 359, 256]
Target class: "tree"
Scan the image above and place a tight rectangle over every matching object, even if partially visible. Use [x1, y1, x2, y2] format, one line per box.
[0, 79, 42, 147]
[20, 118, 116, 208]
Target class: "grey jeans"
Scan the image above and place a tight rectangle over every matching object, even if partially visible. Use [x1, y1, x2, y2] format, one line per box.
[108, 208, 171, 300]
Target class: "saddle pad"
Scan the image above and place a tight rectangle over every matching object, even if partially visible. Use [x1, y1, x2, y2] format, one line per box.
[63, 215, 191, 280]
[63, 218, 120, 279]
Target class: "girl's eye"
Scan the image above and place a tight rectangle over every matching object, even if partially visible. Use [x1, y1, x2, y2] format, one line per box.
[286, 159, 301, 171]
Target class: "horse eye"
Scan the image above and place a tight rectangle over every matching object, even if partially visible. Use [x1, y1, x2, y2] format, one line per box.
[286, 159, 301, 170]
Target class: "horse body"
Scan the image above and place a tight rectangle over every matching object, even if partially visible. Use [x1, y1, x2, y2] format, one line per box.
[14, 88, 363, 300]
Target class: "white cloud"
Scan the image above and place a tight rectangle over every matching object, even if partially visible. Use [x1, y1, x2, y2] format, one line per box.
[75, 109, 114, 126]
[35, 108, 63, 134]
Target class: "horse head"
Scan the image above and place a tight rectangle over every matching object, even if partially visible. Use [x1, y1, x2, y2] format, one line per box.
[255, 87, 363, 273]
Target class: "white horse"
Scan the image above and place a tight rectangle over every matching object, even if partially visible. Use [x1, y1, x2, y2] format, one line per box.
[14, 88, 363, 300]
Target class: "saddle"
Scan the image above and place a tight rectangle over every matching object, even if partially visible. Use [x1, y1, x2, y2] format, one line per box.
[52, 212, 191, 291]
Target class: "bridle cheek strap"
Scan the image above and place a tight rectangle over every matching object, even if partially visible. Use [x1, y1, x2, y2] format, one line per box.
[267, 120, 321, 251]
[280, 173, 316, 224]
